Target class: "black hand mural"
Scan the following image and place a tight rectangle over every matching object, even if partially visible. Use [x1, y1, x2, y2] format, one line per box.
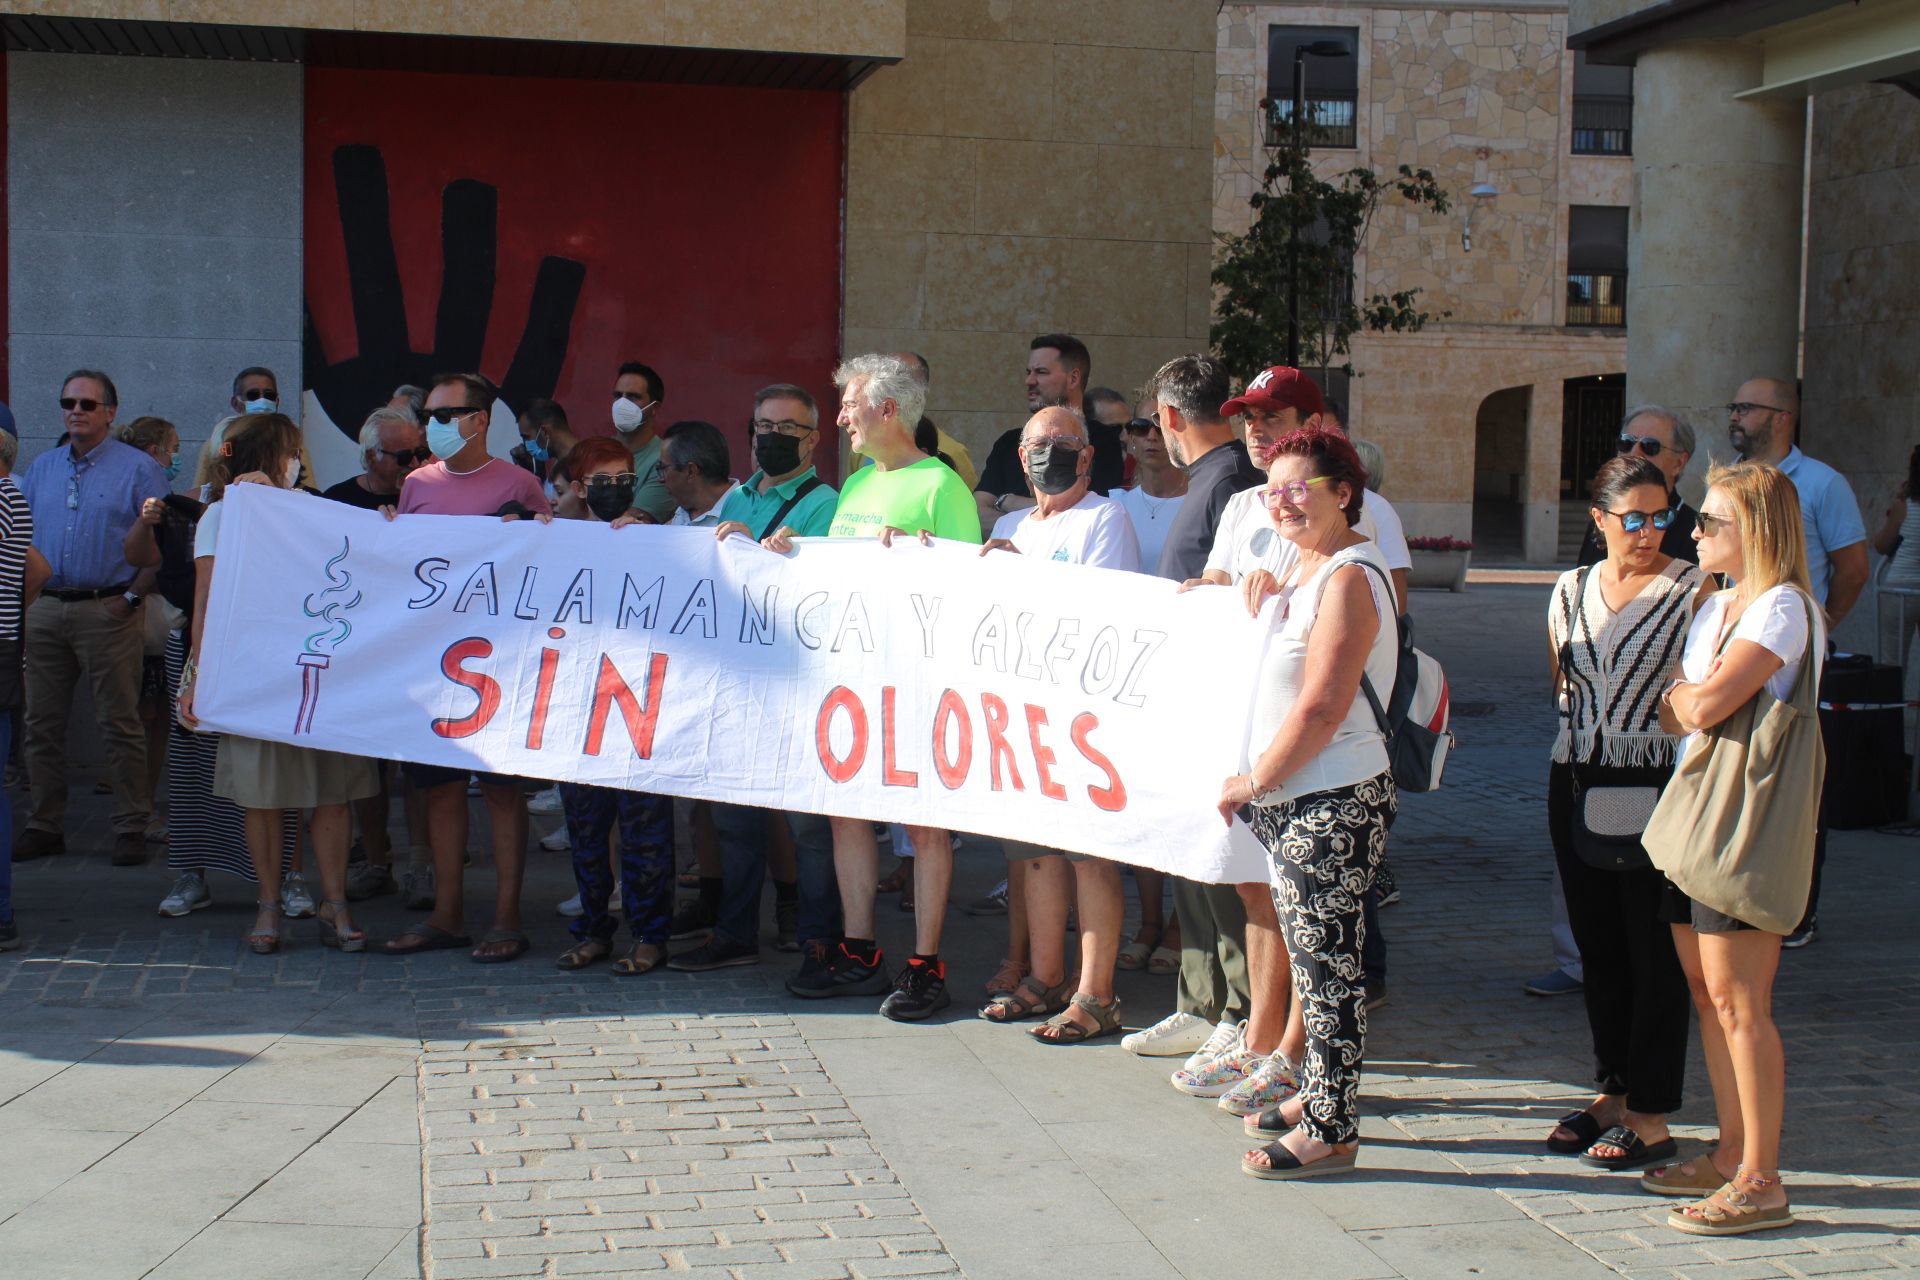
[303, 143, 587, 436]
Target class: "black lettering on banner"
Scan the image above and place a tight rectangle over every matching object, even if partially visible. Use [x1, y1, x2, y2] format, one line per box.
[831, 592, 875, 654]
[1013, 612, 1045, 680]
[740, 584, 778, 645]
[670, 577, 718, 638]
[555, 569, 594, 624]
[910, 594, 942, 658]
[1080, 624, 1121, 696]
[512, 567, 541, 620]
[1115, 629, 1167, 708]
[1043, 618, 1080, 682]
[452, 562, 499, 615]
[617, 574, 663, 630]
[794, 590, 830, 650]
[409, 557, 450, 609]
[972, 604, 1009, 673]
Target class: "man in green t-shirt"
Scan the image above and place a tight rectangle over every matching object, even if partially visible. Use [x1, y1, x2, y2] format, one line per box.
[766, 353, 980, 1023]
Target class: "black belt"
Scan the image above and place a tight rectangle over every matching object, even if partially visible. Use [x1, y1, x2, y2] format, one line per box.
[45, 584, 131, 602]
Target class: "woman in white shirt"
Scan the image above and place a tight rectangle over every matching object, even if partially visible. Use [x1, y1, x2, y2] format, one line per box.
[1216, 428, 1397, 1181]
[1650, 462, 1823, 1236]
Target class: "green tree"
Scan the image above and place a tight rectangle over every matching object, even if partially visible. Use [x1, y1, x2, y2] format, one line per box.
[1211, 109, 1450, 387]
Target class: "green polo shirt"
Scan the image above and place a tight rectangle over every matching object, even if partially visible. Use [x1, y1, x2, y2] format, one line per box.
[716, 466, 840, 538]
[625, 432, 677, 524]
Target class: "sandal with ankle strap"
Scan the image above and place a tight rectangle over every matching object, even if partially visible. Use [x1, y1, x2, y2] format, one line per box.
[983, 957, 1029, 997]
[317, 898, 366, 953]
[1642, 1158, 1735, 1197]
[980, 974, 1071, 1023]
[1669, 1172, 1794, 1236]
[248, 899, 281, 955]
[1029, 993, 1123, 1045]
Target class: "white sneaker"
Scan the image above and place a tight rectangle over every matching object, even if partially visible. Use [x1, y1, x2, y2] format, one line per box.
[526, 786, 563, 816]
[158, 870, 211, 917]
[279, 870, 316, 919]
[539, 825, 571, 853]
[1120, 1010, 1213, 1057]
[557, 893, 583, 917]
[1177, 1018, 1245, 1075]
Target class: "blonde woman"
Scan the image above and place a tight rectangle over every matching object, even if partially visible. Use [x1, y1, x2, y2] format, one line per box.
[178, 413, 378, 953]
[1649, 461, 1824, 1235]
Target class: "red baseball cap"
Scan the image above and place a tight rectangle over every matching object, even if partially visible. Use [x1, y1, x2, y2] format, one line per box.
[1220, 366, 1326, 420]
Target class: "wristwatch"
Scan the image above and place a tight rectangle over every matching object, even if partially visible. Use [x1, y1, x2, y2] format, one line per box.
[992, 494, 1010, 513]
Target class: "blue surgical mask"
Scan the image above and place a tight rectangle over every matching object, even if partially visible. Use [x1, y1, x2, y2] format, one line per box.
[243, 396, 276, 415]
[524, 434, 551, 463]
[164, 452, 181, 482]
[426, 419, 468, 460]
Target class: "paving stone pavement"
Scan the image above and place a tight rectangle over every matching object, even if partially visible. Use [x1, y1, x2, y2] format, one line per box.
[0, 581, 1916, 1279]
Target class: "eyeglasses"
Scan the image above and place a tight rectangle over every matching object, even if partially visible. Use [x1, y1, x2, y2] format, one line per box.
[1257, 476, 1333, 507]
[1695, 509, 1736, 536]
[1617, 433, 1669, 458]
[1021, 435, 1085, 451]
[379, 446, 432, 465]
[583, 472, 637, 490]
[425, 406, 485, 425]
[1725, 402, 1784, 417]
[1123, 418, 1157, 435]
[751, 418, 813, 437]
[1605, 507, 1674, 533]
[58, 397, 106, 413]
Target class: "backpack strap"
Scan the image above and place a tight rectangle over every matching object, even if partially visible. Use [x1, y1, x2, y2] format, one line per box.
[1310, 552, 1399, 741]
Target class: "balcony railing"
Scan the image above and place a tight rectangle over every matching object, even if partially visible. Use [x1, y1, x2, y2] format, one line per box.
[1572, 94, 1632, 155]
[1567, 272, 1627, 327]
[1263, 94, 1358, 150]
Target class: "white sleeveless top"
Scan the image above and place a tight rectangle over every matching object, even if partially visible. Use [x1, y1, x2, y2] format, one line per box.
[1245, 542, 1398, 804]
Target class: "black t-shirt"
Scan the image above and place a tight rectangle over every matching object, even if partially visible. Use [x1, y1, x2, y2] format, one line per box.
[150, 493, 205, 617]
[322, 476, 396, 511]
[1156, 440, 1264, 581]
[1576, 493, 1699, 567]
[976, 420, 1127, 498]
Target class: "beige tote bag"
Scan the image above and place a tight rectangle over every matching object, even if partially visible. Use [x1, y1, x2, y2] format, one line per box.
[1642, 594, 1825, 935]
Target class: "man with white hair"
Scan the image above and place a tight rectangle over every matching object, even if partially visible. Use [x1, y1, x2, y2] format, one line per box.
[321, 407, 430, 510]
[767, 353, 980, 1021]
[1575, 406, 1699, 567]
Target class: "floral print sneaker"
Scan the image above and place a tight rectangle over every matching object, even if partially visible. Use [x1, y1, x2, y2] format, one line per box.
[1175, 1019, 1244, 1077]
[1172, 1046, 1264, 1098]
[1217, 1053, 1298, 1116]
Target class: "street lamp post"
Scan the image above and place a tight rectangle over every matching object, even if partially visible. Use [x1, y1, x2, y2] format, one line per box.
[1285, 39, 1351, 368]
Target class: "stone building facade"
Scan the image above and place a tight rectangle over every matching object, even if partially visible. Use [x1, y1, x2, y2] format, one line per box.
[1217, 2, 1629, 559]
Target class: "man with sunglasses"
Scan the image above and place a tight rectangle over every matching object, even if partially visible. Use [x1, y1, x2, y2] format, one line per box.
[16, 369, 171, 866]
[229, 367, 281, 418]
[382, 372, 549, 965]
[322, 407, 430, 511]
[1576, 407, 1698, 568]
[1727, 376, 1867, 950]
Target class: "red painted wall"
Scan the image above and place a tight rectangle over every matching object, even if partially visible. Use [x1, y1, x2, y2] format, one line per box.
[303, 69, 845, 478]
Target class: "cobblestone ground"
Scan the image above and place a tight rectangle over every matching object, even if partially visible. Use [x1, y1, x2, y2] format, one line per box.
[0, 580, 1915, 1279]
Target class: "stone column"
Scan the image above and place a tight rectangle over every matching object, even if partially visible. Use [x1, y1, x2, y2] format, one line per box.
[1628, 39, 1804, 470]
[1522, 382, 1564, 563]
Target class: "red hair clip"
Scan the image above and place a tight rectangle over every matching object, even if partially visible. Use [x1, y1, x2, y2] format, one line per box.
[219, 441, 233, 456]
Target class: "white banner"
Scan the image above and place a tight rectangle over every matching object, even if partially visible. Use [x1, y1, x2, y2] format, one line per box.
[196, 486, 1273, 882]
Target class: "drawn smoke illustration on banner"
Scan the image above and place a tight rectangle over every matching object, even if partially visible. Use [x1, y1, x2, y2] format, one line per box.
[294, 540, 364, 735]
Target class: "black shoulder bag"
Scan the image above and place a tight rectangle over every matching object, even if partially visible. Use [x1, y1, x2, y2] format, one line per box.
[757, 476, 824, 540]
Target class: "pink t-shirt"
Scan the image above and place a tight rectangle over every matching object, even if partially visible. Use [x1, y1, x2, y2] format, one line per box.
[397, 457, 551, 518]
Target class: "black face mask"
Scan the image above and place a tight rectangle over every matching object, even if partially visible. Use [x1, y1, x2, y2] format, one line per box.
[753, 431, 804, 476]
[1024, 443, 1082, 495]
[584, 481, 636, 522]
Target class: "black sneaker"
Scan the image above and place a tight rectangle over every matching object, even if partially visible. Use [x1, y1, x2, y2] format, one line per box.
[668, 898, 717, 941]
[879, 958, 951, 1022]
[667, 933, 760, 972]
[1781, 917, 1817, 950]
[785, 941, 890, 999]
[0, 917, 18, 951]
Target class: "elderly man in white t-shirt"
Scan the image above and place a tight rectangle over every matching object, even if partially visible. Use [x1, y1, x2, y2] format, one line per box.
[977, 406, 1141, 1042]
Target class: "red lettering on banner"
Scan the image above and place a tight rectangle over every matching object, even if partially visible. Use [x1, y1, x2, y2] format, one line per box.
[1023, 704, 1067, 801]
[816, 686, 869, 783]
[979, 693, 1024, 792]
[583, 652, 669, 758]
[526, 645, 560, 750]
[1072, 712, 1128, 812]
[880, 686, 919, 788]
[432, 638, 501, 739]
[931, 689, 973, 790]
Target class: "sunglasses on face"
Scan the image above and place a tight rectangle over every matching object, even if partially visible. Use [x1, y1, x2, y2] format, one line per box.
[239, 388, 278, 402]
[380, 446, 432, 465]
[1123, 418, 1157, 435]
[1257, 476, 1333, 508]
[582, 472, 637, 490]
[1617, 433, 1667, 458]
[425, 406, 485, 425]
[1605, 507, 1674, 533]
[1695, 509, 1736, 536]
[59, 397, 106, 412]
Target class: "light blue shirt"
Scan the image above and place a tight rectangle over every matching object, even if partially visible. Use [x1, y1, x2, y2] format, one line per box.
[18, 436, 170, 590]
[1778, 446, 1866, 606]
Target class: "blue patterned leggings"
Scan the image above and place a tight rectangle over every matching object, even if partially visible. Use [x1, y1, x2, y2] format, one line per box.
[1249, 772, 1397, 1145]
[559, 783, 674, 945]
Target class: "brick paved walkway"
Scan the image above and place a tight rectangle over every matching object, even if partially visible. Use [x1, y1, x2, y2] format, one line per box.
[1, 582, 1916, 1279]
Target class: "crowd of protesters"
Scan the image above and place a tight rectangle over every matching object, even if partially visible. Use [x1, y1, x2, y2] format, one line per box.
[0, 341, 1839, 1217]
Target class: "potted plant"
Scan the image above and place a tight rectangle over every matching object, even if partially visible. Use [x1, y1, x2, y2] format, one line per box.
[1407, 536, 1472, 592]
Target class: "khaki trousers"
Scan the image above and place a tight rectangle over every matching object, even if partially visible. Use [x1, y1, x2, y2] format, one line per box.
[24, 596, 151, 836]
[1172, 876, 1251, 1024]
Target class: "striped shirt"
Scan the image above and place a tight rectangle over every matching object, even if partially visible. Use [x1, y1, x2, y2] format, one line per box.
[1549, 558, 1702, 769]
[0, 477, 33, 641]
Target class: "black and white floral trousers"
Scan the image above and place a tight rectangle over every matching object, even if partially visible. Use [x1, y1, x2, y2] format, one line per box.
[1248, 771, 1397, 1145]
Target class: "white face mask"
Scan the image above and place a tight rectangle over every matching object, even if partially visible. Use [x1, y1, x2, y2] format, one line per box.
[611, 396, 651, 434]
[284, 457, 301, 489]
